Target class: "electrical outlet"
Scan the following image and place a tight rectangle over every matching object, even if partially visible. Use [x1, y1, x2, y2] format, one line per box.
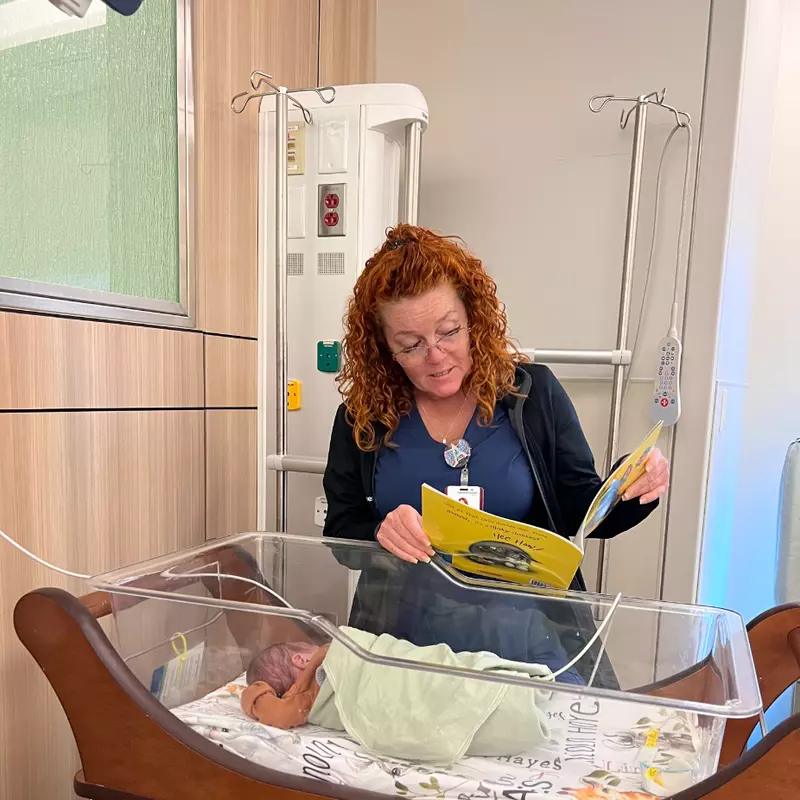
[318, 183, 346, 237]
[314, 496, 328, 527]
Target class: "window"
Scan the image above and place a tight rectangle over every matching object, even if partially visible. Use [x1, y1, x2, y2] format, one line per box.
[0, 0, 194, 327]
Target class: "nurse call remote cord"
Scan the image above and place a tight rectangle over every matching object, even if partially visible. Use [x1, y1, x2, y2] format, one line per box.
[595, 120, 693, 473]
[649, 122, 692, 428]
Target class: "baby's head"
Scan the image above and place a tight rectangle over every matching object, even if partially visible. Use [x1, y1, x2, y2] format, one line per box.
[246, 641, 320, 696]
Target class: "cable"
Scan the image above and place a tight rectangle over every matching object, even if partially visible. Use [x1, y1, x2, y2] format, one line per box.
[669, 122, 693, 337]
[549, 592, 622, 681]
[595, 121, 693, 473]
[159, 568, 295, 609]
[624, 122, 693, 407]
[586, 597, 618, 688]
[0, 525, 90, 580]
[123, 610, 226, 663]
[0, 526, 296, 612]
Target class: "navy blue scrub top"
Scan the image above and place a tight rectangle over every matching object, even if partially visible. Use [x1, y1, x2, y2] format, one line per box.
[371, 404, 585, 686]
[375, 405, 535, 520]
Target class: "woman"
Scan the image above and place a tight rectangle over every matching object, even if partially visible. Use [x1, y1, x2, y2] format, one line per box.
[323, 224, 669, 573]
[321, 224, 669, 680]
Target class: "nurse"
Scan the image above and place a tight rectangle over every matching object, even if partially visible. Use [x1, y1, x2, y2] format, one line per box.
[322, 223, 669, 590]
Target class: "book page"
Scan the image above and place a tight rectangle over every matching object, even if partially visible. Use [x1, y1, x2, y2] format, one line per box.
[577, 422, 663, 546]
[421, 484, 583, 590]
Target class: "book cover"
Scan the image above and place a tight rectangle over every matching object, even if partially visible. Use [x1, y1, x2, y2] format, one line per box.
[576, 421, 663, 545]
[421, 422, 663, 589]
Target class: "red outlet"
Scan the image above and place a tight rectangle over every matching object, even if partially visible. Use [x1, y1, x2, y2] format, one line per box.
[324, 193, 339, 209]
[324, 211, 339, 227]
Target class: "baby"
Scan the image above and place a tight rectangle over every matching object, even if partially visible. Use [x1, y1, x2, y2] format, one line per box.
[242, 641, 329, 730]
[246, 641, 320, 696]
[241, 627, 581, 764]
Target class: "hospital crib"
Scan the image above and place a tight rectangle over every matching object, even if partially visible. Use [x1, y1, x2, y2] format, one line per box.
[13, 533, 800, 800]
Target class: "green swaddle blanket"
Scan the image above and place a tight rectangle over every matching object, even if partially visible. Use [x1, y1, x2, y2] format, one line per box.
[308, 626, 553, 764]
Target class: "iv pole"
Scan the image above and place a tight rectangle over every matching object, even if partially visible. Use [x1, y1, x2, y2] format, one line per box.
[274, 86, 289, 539]
[586, 90, 690, 595]
[526, 90, 690, 596]
[231, 73, 423, 541]
[597, 94, 648, 596]
[231, 72, 336, 594]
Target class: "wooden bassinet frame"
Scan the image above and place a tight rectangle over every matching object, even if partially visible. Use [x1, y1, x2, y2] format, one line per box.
[13, 543, 800, 800]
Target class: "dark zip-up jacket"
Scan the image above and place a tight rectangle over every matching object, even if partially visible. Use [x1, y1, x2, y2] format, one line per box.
[322, 362, 658, 591]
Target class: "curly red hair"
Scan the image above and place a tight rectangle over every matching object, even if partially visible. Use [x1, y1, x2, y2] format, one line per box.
[337, 224, 524, 451]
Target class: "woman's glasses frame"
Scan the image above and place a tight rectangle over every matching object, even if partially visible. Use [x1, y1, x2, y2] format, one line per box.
[391, 325, 471, 365]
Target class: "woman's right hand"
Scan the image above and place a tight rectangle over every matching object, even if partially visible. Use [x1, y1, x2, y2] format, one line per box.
[376, 505, 435, 564]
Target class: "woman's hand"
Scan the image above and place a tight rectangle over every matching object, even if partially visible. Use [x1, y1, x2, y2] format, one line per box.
[622, 448, 670, 504]
[376, 505, 435, 564]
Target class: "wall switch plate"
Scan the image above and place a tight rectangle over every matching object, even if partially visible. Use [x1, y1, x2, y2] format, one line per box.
[317, 340, 341, 372]
[314, 496, 328, 527]
[287, 120, 306, 175]
[287, 379, 302, 410]
[318, 119, 348, 174]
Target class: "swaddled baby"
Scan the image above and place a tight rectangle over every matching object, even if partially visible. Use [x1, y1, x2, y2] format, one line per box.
[241, 627, 574, 764]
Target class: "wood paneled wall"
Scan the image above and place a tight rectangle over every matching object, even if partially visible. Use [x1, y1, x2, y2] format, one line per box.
[0, 411, 205, 800]
[319, 0, 377, 85]
[0, 312, 204, 410]
[205, 335, 257, 408]
[206, 409, 258, 539]
[194, 0, 318, 338]
[0, 1, 376, 796]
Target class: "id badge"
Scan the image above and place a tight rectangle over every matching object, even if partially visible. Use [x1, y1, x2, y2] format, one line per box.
[446, 485, 484, 510]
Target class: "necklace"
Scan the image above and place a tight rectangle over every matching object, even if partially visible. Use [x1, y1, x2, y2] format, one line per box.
[418, 392, 471, 444]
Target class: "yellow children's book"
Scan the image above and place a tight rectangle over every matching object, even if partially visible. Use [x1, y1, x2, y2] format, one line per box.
[421, 422, 663, 590]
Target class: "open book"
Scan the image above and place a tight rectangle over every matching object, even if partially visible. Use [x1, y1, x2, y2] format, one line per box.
[421, 422, 663, 589]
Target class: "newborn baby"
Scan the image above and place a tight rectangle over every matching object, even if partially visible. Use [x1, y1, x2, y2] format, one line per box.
[241, 627, 574, 764]
[241, 640, 326, 729]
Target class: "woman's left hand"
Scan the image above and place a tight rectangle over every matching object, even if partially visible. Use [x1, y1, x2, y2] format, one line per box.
[622, 448, 670, 504]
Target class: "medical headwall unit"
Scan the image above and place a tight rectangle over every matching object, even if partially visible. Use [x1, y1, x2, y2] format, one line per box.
[236, 76, 428, 584]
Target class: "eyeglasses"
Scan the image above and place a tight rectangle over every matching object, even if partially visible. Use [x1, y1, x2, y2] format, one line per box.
[392, 326, 470, 364]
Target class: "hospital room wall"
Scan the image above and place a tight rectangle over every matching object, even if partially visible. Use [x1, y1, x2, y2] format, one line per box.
[728, 0, 800, 620]
[375, 0, 718, 604]
[702, 0, 800, 725]
[694, 0, 785, 614]
[0, 3, 375, 799]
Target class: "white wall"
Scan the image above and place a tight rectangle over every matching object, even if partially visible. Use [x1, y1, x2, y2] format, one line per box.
[699, 0, 800, 729]
[661, 1, 747, 605]
[376, 0, 713, 600]
[696, 0, 784, 612]
[725, 0, 800, 621]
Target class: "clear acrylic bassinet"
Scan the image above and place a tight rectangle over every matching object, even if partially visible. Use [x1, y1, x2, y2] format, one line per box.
[91, 532, 761, 798]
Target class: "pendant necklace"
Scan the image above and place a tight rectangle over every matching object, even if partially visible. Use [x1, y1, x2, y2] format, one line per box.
[418, 391, 470, 444]
[418, 393, 473, 485]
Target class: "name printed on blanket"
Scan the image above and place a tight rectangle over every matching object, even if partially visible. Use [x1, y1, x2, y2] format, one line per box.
[299, 739, 350, 785]
[301, 738, 563, 798]
[455, 780, 557, 799]
[563, 698, 600, 764]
